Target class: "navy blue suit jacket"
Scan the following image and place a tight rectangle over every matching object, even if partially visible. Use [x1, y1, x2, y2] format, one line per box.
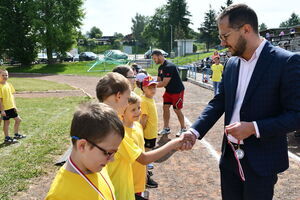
[191, 42, 300, 176]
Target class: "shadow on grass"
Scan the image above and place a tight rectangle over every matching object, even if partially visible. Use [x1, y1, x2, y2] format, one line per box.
[6, 63, 68, 74]
[0, 141, 18, 148]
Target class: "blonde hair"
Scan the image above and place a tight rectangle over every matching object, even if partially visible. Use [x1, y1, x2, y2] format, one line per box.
[128, 92, 141, 105]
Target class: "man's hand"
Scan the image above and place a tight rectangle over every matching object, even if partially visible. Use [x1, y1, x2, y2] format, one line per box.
[179, 131, 197, 151]
[225, 122, 256, 140]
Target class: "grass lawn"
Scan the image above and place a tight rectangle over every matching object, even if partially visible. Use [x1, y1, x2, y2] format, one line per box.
[4, 61, 117, 76]
[9, 78, 75, 92]
[0, 96, 89, 200]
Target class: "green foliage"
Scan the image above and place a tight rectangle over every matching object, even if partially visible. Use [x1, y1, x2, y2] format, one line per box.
[131, 13, 149, 49]
[199, 5, 219, 52]
[78, 45, 112, 54]
[279, 13, 300, 27]
[36, 0, 84, 64]
[87, 26, 103, 39]
[259, 23, 268, 31]
[0, 96, 88, 200]
[0, 0, 38, 66]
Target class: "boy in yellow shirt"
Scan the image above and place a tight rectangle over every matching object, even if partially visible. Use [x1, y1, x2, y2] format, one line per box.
[46, 102, 124, 200]
[123, 92, 148, 199]
[0, 70, 25, 144]
[211, 56, 224, 96]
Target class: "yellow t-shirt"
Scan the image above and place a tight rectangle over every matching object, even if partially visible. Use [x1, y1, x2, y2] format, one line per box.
[0, 82, 16, 110]
[140, 95, 158, 139]
[125, 122, 146, 193]
[45, 167, 115, 200]
[106, 129, 143, 200]
[211, 64, 224, 82]
[133, 87, 143, 96]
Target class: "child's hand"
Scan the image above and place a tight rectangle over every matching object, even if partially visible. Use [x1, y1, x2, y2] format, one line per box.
[14, 108, 18, 112]
[171, 137, 185, 150]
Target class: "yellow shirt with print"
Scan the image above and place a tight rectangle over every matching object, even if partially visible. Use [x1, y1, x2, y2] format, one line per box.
[45, 167, 115, 200]
[0, 82, 16, 110]
[211, 64, 224, 82]
[140, 95, 158, 139]
[106, 129, 143, 200]
[125, 122, 146, 193]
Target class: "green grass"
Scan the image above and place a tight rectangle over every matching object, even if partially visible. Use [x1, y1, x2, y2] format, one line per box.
[4, 61, 118, 76]
[9, 78, 75, 92]
[0, 96, 89, 200]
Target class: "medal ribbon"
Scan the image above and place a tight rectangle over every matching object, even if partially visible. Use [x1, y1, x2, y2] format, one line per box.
[68, 157, 115, 200]
[225, 130, 246, 181]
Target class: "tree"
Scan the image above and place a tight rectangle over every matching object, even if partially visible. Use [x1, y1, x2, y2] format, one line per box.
[199, 5, 219, 52]
[114, 32, 124, 40]
[220, 0, 233, 13]
[259, 23, 268, 31]
[36, 0, 84, 64]
[131, 13, 149, 49]
[143, 6, 169, 51]
[0, 0, 38, 66]
[279, 13, 300, 27]
[166, 0, 192, 40]
[87, 26, 103, 39]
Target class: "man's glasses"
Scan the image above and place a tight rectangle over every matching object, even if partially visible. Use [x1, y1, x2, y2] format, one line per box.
[218, 24, 245, 42]
[72, 136, 116, 160]
[126, 76, 136, 79]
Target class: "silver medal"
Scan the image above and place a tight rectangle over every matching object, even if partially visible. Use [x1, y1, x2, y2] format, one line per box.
[235, 148, 244, 159]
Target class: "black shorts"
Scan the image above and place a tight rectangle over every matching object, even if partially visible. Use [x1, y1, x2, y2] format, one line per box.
[144, 138, 156, 149]
[3, 108, 18, 120]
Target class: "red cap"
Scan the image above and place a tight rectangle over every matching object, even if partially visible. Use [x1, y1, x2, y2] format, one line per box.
[142, 76, 158, 87]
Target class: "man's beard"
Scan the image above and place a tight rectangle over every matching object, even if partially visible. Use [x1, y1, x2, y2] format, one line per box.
[228, 35, 247, 57]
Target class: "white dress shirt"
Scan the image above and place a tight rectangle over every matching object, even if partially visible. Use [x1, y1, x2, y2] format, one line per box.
[191, 39, 267, 143]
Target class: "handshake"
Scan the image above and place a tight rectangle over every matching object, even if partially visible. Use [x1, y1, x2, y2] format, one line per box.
[171, 131, 197, 151]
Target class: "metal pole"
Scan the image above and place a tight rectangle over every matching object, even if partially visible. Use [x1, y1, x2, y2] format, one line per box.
[170, 25, 173, 52]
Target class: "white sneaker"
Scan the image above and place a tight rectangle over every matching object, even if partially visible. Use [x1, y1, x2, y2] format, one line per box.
[176, 128, 187, 137]
[158, 128, 171, 135]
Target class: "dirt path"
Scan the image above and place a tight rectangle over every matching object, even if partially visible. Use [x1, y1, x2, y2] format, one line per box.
[12, 73, 300, 200]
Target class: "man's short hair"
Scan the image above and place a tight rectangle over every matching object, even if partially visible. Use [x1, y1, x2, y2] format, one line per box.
[151, 50, 163, 56]
[217, 4, 259, 34]
[70, 102, 124, 145]
[96, 72, 130, 102]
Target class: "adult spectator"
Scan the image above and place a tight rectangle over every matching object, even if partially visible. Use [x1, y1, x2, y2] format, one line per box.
[152, 50, 186, 137]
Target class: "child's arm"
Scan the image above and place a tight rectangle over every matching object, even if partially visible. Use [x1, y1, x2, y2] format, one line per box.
[0, 98, 6, 116]
[136, 137, 184, 165]
[140, 114, 148, 129]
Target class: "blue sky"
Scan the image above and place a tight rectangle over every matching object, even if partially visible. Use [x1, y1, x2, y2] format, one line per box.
[81, 0, 299, 36]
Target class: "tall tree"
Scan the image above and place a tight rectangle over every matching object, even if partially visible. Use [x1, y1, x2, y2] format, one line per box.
[36, 0, 84, 64]
[166, 0, 192, 40]
[259, 23, 268, 31]
[0, 0, 38, 66]
[279, 13, 300, 27]
[199, 5, 218, 52]
[220, 0, 233, 13]
[131, 13, 148, 49]
[87, 26, 102, 39]
[143, 6, 169, 51]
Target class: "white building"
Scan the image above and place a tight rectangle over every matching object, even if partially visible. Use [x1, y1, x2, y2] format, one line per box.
[175, 39, 196, 57]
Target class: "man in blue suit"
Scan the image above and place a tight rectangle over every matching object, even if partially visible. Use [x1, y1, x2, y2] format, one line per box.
[182, 4, 300, 200]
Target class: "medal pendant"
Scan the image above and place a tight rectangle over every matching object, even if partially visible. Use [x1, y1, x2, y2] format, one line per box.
[235, 148, 244, 159]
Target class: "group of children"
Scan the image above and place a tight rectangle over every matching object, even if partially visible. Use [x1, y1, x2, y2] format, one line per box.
[0, 69, 25, 144]
[46, 65, 186, 200]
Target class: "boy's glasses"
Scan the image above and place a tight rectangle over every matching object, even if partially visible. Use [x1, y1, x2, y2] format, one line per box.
[72, 136, 116, 159]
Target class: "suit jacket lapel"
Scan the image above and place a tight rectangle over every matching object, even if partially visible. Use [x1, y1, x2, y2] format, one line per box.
[242, 42, 274, 107]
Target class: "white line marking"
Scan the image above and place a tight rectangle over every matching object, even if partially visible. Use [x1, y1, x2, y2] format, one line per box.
[184, 117, 300, 164]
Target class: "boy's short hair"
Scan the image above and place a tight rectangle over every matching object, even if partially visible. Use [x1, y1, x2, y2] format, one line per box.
[71, 102, 124, 145]
[128, 92, 141, 105]
[112, 65, 132, 77]
[151, 50, 163, 57]
[96, 72, 130, 102]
